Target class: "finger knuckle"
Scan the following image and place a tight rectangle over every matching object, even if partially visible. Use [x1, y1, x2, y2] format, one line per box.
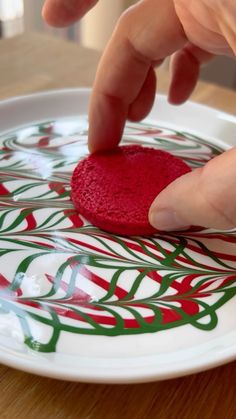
[114, 10, 151, 65]
[116, 7, 135, 32]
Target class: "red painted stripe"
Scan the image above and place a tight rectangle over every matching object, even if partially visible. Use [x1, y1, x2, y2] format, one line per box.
[33, 240, 55, 249]
[197, 275, 236, 293]
[38, 136, 50, 148]
[48, 182, 67, 196]
[96, 234, 166, 262]
[0, 273, 22, 297]
[0, 184, 9, 195]
[143, 234, 236, 264]
[174, 299, 199, 316]
[54, 305, 118, 326]
[18, 300, 40, 309]
[79, 265, 128, 300]
[183, 232, 236, 243]
[181, 243, 236, 263]
[66, 237, 123, 259]
[146, 271, 207, 295]
[24, 211, 37, 231]
[0, 273, 10, 288]
[121, 239, 164, 260]
[180, 273, 201, 293]
[216, 275, 236, 289]
[160, 306, 182, 324]
[144, 270, 163, 285]
[53, 305, 158, 328]
[64, 209, 83, 228]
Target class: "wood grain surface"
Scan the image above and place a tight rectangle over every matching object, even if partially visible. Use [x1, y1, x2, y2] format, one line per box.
[0, 33, 235, 419]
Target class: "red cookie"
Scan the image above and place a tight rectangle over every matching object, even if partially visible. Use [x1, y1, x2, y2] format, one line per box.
[71, 145, 191, 236]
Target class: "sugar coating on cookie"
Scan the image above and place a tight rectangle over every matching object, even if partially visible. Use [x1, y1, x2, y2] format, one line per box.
[71, 145, 191, 236]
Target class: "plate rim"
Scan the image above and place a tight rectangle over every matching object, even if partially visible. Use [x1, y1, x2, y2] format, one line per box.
[0, 87, 236, 121]
[0, 341, 235, 384]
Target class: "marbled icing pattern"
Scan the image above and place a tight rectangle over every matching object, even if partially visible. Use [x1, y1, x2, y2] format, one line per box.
[0, 118, 235, 352]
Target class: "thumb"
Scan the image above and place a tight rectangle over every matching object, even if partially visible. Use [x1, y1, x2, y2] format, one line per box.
[149, 148, 236, 231]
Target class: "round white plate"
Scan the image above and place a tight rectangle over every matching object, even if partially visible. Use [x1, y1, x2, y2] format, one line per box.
[0, 88, 235, 384]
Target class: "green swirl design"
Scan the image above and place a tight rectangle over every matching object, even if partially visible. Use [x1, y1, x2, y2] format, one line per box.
[0, 118, 235, 353]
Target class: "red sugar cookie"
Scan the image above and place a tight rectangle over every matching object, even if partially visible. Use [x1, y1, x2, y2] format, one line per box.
[71, 145, 191, 236]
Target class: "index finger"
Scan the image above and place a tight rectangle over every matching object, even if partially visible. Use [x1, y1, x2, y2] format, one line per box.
[88, 0, 186, 152]
[42, 0, 98, 27]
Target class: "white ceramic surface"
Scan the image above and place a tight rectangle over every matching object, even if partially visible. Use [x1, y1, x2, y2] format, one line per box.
[0, 89, 235, 383]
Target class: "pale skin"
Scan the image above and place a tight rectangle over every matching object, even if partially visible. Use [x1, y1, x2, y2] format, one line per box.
[42, 0, 236, 231]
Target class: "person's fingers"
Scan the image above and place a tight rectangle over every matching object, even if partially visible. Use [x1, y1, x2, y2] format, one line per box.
[42, 0, 98, 27]
[168, 44, 213, 105]
[128, 67, 157, 122]
[88, 0, 186, 152]
[174, 0, 235, 56]
[149, 147, 236, 231]
[218, 2, 236, 55]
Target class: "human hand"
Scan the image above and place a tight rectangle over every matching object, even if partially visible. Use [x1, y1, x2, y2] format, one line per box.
[42, 0, 99, 27]
[43, 0, 236, 231]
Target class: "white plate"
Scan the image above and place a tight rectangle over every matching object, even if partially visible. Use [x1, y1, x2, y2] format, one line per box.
[0, 88, 235, 384]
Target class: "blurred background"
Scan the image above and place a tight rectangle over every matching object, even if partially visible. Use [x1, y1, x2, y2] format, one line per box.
[0, 0, 235, 89]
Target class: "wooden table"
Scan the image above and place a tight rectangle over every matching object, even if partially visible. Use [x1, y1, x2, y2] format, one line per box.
[0, 33, 235, 419]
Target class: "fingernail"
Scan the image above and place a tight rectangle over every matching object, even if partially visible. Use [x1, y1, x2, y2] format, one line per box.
[149, 209, 190, 231]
